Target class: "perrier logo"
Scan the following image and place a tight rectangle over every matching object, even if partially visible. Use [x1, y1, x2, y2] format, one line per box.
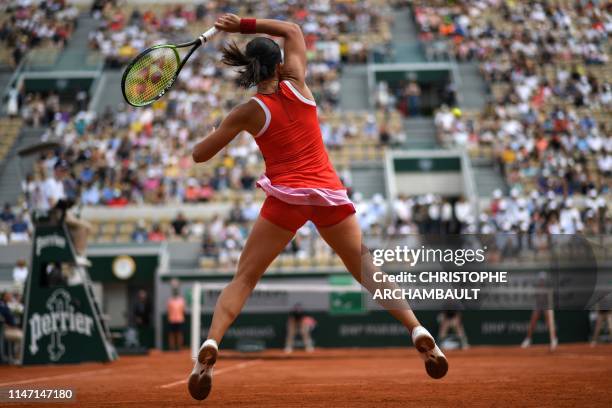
[28, 288, 95, 361]
[35, 234, 67, 256]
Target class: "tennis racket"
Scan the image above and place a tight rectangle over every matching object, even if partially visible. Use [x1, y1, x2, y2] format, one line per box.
[121, 27, 219, 107]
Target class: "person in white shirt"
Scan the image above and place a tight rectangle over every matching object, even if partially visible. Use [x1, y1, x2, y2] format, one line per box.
[454, 196, 472, 233]
[12, 259, 28, 287]
[559, 199, 582, 233]
[441, 200, 453, 233]
[0, 222, 8, 245]
[40, 162, 93, 266]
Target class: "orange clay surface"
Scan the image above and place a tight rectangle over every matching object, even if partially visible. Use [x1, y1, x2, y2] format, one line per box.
[0, 344, 610, 407]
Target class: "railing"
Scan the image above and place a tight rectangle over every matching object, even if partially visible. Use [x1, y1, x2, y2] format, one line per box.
[0, 58, 26, 116]
[22, 49, 105, 72]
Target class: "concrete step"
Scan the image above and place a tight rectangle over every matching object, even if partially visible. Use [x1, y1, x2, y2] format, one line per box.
[340, 65, 370, 111]
[389, 7, 426, 63]
[471, 162, 506, 197]
[350, 164, 386, 198]
[391, 8, 417, 42]
[402, 117, 439, 150]
[457, 62, 489, 110]
[55, 15, 102, 71]
[0, 72, 12, 94]
[91, 69, 125, 113]
[70, 16, 98, 49]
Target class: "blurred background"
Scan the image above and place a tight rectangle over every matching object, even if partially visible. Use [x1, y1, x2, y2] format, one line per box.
[0, 0, 610, 363]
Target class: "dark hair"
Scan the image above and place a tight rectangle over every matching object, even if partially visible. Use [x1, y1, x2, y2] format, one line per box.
[221, 37, 282, 88]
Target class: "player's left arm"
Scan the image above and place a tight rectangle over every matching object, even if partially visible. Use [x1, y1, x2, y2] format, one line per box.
[215, 14, 309, 91]
[192, 102, 256, 163]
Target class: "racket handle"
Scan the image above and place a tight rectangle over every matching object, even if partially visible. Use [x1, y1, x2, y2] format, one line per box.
[199, 27, 219, 44]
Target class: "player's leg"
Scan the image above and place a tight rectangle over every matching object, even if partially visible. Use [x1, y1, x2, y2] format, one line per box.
[206, 217, 295, 343]
[168, 328, 176, 350]
[299, 321, 314, 352]
[65, 212, 92, 265]
[188, 216, 294, 401]
[438, 315, 450, 340]
[316, 215, 420, 329]
[454, 314, 469, 349]
[316, 213, 447, 379]
[591, 312, 604, 346]
[544, 309, 558, 350]
[284, 317, 297, 353]
[176, 330, 184, 350]
[522, 310, 540, 347]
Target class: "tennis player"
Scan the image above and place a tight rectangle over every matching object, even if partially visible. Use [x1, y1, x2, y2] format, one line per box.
[188, 14, 447, 401]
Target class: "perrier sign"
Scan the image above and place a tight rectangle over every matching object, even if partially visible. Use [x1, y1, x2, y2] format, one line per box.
[21, 224, 117, 364]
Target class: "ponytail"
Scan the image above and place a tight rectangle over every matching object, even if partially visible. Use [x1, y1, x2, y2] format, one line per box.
[221, 39, 281, 89]
[221, 42, 260, 88]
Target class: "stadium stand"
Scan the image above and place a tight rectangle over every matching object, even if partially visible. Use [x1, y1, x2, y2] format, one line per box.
[0, 3, 610, 382]
[425, 0, 611, 235]
[0, 0, 79, 68]
[0, 0, 609, 266]
[0, 118, 22, 162]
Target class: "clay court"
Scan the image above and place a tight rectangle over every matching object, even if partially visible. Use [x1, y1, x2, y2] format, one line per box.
[0, 344, 610, 407]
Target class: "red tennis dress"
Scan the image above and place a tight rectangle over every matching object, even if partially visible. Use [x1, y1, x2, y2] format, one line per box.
[251, 80, 355, 232]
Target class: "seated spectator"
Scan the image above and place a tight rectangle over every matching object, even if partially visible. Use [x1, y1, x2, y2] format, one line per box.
[201, 233, 219, 260]
[0, 1, 78, 66]
[0, 292, 23, 363]
[132, 220, 148, 243]
[12, 259, 28, 288]
[228, 201, 245, 224]
[9, 213, 30, 242]
[0, 203, 15, 224]
[171, 212, 189, 239]
[148, 223, 166, 242]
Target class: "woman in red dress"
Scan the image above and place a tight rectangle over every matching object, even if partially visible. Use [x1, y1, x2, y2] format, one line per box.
[188, 14, 447, 400]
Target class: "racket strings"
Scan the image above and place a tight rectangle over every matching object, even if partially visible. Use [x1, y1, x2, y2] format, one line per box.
[124, 47, 180, 106]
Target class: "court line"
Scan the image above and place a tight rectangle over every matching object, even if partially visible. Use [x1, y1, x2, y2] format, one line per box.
[0, 364, 148, 387]
[557, 353, 610, 361]
[0, 368, 114, 387]
[159, 359, 263, 389]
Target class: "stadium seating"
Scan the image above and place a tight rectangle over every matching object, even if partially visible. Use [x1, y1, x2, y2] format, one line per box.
[90, 1, 392, 66]
[0, 118, 22, 162]
[0, 0, 79, 68]
[1, 0, 609, 270]
[426, 0, 611, 234]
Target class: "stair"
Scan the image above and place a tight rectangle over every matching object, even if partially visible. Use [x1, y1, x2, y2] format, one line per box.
[55, 15, 103, 71]
[390, 7, 426, 63]
[0, 127, 45, 205]
[402, 117, 439, 150]
[456, 62, 488, 110]
[350, 163, 386, 198]
[0, 72, 13, 94]
[91, 69, 125, 113]
[339, 65, 370, 111]
[471, 157, 507, 197]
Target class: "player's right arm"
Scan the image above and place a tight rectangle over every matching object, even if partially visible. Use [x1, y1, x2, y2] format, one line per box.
[192, 100, 264, 163]
[214, 14, 307, 87]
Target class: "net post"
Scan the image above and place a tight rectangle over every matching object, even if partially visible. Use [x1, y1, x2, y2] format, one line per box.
[191, 281, 202, 357]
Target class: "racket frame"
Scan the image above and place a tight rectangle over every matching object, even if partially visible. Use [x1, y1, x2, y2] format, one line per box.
[121, 27, 218, 107]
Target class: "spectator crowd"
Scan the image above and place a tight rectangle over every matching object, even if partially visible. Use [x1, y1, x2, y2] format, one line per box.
[0, 0, 78, 67]
[88, 0, 391, 67]
[0, 0, 609, 268]
[4, 0, 402, 210]
[426, 0, 610, 235]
